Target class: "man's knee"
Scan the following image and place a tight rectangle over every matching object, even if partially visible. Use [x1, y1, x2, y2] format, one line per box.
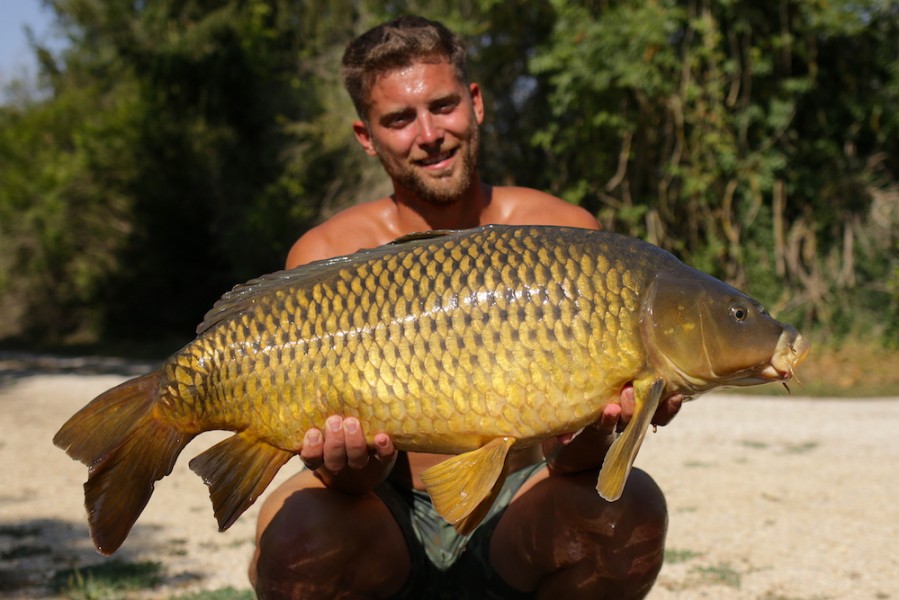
[557, 469, 668, 598]
[545, 467, 667, 543]
[252, 489, 345, 595]
[605, 469, 668, 584]
[620, 468, 668, 534]
[491, 468, 667, 598]
[251, 487, 410, 598]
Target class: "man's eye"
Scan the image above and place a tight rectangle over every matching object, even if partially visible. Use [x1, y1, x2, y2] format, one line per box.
[384, 113, 413, 128]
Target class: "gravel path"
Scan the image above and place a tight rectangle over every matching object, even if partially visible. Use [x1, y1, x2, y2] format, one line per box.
[2, 355, 897, 599]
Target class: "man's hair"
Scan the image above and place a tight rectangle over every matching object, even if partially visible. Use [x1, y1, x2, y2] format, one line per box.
[341, 16, 469, 121]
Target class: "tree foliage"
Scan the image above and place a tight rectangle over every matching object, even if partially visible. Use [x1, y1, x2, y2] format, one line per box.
[0, 0, 896, 346]
[527, 0, 899, 340]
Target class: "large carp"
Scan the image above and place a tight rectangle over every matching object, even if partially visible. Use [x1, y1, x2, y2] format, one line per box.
[54, 225, 809, 555]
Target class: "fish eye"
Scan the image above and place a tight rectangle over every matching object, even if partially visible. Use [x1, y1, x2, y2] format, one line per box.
[730, 303, 748, 321]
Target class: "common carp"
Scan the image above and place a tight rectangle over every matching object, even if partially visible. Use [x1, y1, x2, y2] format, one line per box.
[54, 224, 809, 555]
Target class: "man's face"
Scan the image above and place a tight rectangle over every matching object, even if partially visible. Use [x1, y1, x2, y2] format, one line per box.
[353, 60, 485, 204]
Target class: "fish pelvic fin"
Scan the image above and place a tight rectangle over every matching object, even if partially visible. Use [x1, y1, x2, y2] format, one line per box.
[52, 371, 193, 555]
[597, 378, 665, 501]
[189, 433, 293, 532]
[420, 437, 516, 535]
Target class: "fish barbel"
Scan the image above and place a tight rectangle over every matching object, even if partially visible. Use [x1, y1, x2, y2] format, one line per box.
[54, 225, 810, 555]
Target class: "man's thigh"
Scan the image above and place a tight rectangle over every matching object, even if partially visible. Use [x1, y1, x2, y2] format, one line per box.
[251, 470, 412, 597]
[488, 468, 667, 596]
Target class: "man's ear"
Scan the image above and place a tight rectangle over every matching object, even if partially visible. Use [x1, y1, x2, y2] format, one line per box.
[352, 120, 378, 156]
[469, 83, 485, 125]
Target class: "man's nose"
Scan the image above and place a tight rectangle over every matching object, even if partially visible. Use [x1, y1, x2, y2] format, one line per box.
[416, 114, 443, 146]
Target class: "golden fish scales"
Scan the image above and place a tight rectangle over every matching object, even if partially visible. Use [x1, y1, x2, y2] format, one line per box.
[162, 226, 649, 452]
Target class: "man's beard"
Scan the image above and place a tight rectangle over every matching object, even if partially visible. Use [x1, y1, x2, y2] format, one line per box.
[378, 126, 480, 206]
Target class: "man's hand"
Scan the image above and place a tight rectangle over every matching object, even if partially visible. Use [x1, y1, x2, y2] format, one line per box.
[300, 416, 397, 494]
[608, 385, 684, 433]
[546, 385, 684, 474]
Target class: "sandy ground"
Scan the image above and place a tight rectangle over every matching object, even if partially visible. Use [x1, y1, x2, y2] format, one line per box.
[1, 352, 897, 599]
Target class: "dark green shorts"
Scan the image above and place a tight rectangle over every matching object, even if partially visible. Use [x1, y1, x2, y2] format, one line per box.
[373, 461, 545, 599]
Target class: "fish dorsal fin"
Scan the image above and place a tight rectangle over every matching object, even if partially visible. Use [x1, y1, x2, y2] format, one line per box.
[420, 436, 516, 535]
[195, 227, 486, 336]
[387, 229, 458, 245]
[388, 224, 512, 245]
[597, 378, 665, 501]
[196, 259, 352, 335]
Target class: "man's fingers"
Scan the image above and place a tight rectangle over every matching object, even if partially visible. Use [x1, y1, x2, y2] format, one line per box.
[607, 386, 684, 431]
[373, 433, 396, 460]
[322, 415, 348, 472]
[618, 385, 636, 423]
[652, 394, 684, 426]
[597, 402, 622, 434]
[343, 417, 370, 469]
[301, 416, 395, 473]
[300, 428, 324, 471]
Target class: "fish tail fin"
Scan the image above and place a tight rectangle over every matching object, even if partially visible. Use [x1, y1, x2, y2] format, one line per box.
[597, 378, 665, 501]
[189, 432, 294, 531]
[421, 436, 516, 535]
[53, 371, 193, 555]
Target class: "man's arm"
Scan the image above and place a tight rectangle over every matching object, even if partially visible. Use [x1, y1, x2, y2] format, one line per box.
[285, 225, 351, 269]
[285, 199, 399, 269]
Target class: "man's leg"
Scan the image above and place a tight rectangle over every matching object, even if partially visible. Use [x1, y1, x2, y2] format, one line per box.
[489, 468, 667, 599]
[249, 470, 411, 600]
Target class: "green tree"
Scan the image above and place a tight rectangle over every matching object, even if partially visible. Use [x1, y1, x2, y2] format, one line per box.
[1, 0, 372, 340]
[529, 0, 899, 341]
[0, 0, 896, 347]
[0, 22, 140, 341]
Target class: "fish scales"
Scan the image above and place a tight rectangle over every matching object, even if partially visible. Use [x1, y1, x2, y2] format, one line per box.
[163, 227, 640, 450]
[54, 224, 810, 554]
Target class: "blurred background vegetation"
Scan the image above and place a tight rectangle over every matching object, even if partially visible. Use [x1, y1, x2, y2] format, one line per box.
[0, 1, 897, 386]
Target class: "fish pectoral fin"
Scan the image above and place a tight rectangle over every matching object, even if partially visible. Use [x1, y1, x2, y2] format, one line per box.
[597, 378, 665, 501]
[420, 437, 516, 535]
[189, 433, 293, 531]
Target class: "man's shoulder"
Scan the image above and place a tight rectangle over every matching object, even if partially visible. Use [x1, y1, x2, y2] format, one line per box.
[286, 199, 397, 267]
[491, 186, 600, 229]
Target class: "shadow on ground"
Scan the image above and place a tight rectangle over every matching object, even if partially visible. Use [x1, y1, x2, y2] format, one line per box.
[0, 352, 157, 388]
[0, 517, 203, 598]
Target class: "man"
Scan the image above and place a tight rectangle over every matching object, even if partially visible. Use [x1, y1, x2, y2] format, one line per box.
[250, 16, 681, 599]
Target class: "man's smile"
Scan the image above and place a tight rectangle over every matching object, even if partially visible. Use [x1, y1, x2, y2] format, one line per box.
[415, 148, 457, 168]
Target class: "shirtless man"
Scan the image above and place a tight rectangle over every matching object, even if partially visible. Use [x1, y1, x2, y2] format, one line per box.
[250, 16, 681, 599]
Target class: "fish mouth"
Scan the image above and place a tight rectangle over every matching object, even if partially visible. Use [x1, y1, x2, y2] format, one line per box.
[761, 330, 811, 381]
